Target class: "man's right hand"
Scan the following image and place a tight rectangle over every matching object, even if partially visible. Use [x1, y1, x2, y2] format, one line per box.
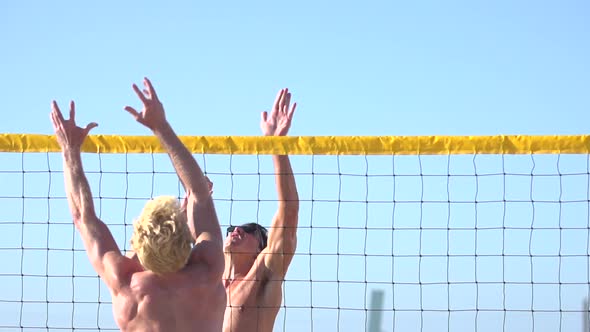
[124, 77, 167, 132]
[205, 176, 213, 196]
[260, 88, 296, 137]
[50, 100, 98, 152]
[181, 176, 214, 211]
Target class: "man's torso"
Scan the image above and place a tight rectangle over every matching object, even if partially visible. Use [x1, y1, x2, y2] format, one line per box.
[223, 262, 283, 332]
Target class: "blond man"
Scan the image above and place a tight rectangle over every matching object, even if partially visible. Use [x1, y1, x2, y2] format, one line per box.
[51, 77, 225, 332]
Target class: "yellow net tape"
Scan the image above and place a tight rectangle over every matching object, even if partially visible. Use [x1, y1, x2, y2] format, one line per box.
[1, 134, 589, 155]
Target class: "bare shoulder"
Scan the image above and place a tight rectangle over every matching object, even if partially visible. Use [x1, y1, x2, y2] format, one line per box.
[248, 250, 279, 283]
[243, 251, 285, 306]
[259, 245, 295, 282]
[174, 267, 227, 308]
[184, 247, 224, 283]
[106, 255, 143, 292]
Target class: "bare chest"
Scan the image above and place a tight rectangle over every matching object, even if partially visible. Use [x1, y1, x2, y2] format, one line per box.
[224, 284, 267, 332]
[223, 278, 282, 332]
[226, 278, 263, 311]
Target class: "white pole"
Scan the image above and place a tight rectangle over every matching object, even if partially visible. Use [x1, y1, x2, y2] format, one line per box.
[368, 289, 385, 332]
[584, 297, 588, 332]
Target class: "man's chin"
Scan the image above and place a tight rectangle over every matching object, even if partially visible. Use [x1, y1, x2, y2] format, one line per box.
[224, 242, 239, 252]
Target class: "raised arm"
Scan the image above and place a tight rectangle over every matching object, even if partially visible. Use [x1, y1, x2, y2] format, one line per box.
[260, 89, 299, 278]
[124, 78, 223, 276]
[50, 101, 126, 292]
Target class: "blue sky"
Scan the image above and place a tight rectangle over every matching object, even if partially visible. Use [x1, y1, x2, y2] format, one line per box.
[0, 1, 589, 331]
[1, 0, 589, 137]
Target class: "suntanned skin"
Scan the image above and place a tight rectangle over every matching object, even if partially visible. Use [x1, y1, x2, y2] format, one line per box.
[51, 77, 225, 332]
[222, 89, 299, 332]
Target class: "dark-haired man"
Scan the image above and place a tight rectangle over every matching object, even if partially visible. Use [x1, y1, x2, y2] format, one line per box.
[222, 88, 299, 332]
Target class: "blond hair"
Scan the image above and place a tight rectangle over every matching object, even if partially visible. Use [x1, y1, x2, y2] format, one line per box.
[130, 196, 193, 274]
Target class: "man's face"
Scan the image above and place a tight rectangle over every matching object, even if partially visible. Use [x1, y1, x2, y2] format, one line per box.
[224, 224, 263, 254]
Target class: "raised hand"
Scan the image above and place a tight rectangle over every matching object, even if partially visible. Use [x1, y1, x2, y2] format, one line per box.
[260, 88, 296, 137]
[181, 175, 213, 209]
[206, 176, 213, 195]
[181, 176, 214, 212]
[124, 77, 167, 131]
[50, 100, 98, 151]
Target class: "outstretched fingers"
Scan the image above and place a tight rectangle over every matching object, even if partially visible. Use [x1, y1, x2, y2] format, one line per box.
[84, 122, 98, 135]
[69, 100, 76, 123]
[49, 109, 59, 129]
[124, 106, 148, 128]
[124, 106, 140, 120]
[143, 77, 159, 101]
[288, 102, 297, 122]
[132, 84, 148, 104]
[51, 101, 65, 123]
[272, 89, 285, 115]
[283, 91, 291, 114]
[278, 89, 287, 111]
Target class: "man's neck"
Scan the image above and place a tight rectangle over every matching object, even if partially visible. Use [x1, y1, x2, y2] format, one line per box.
[223, 252, 257, 281]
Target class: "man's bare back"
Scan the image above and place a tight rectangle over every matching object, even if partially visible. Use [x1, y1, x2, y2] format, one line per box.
[113, 258, 226, 332]
[51, 78, 226, 331]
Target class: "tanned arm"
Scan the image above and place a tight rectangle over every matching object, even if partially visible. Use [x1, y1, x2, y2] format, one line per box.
[260, 89, 299, 278]
[124, 78, 223, 277]
[51, 101, 125, 293]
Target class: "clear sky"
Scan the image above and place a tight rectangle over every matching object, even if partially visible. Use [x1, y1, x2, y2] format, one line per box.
[1, 0, 589, 137]
[0, 1, 589, 331]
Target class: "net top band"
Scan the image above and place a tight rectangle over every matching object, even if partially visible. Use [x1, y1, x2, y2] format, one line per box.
[1, 134, 589, 155]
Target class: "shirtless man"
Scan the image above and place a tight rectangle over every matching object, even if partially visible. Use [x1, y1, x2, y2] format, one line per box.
[223, 88, 299, 332]
[51, 77, 225, 332]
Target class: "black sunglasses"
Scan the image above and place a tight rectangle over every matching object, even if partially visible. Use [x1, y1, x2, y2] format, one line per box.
[226, 224, 260, 236]
[226, 224, 268, 250]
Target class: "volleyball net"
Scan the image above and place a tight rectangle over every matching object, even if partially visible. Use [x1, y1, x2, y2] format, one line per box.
[0, 134, 589, 332]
